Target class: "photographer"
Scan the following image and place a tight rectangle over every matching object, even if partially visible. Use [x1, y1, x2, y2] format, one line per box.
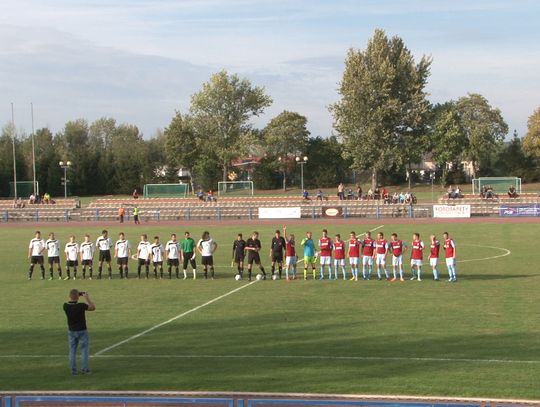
[63, 289, 96, 375]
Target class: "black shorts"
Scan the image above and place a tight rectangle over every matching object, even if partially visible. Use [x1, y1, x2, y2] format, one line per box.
[67, 260, 79, 267]
[117, 257, 129, 266]
[138, 258, 150, 266]
[48, 256, 60, 265]
[234, 253, 245, 263]
[81, 259, 93, 266]
[167, 258, 179, 267]
[31, 255, 44, 265]
[247, 253, 261, 265]
[153, 261, 163, 267]
[271, 253, 283, 263]
[99, 250, 111, 262]
[201, 256, 213, 266]
[182, 253, 196, 269]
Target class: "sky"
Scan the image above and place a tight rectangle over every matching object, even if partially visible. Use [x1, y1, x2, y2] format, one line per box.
[1, 0, 539, 139]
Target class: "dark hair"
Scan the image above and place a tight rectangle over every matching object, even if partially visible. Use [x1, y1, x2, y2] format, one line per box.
[336, 234, 341, 238]
[202, 231, 210, 239]
[102, 229, 108, 234]
[391, 233, 397, 238]
[275, 230, 280, 234]
[154, 236, 159, 240]
[237, 233, 243, 238]
[322, 229, 327, 233]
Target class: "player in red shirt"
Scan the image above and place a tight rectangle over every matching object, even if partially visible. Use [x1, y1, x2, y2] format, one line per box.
[389, 233, 407, 281]
[429, 234, 441, 281]
[283, 226, 297, 280]
[443, 231, 457, 282]
[333, 234, 346, 280]
[410, 232, 424, 281]
[375, 232, 389, 280]
[348, 231, 360, 281]
[361, 231, 375, 280]
[318, 229, 333, 280]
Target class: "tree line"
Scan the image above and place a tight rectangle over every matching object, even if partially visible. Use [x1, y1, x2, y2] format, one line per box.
[2, 29, 540, 198]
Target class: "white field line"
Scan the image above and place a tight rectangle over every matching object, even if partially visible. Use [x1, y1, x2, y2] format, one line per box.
[1, 353, 538, 365]
[457, 244, 511, 263]
[369, 225, 384, 232]
[93, 281, 257, 356]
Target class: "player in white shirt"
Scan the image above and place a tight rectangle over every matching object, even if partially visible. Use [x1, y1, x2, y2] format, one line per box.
[165, 233, 180, 279]
[96, 229, 113, 279]
[27, 231, 46, 280]
[150, 236, 164, 279]
[115, 232, 131, 279]
[46, 232, 62, 280]
[197, 231, 218, 279]
[137, 234, 152, 279]
[64, 235, 79, 280]
[80, 234, 95, 280]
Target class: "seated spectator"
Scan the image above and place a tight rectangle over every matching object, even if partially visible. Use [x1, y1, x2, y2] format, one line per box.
[392, 192, 399, 204]
[15, 197, 25, 208]
[302, 189, 311, 200]
[404, 192, 412, 204]
[447, 185, 455, 199]
[507, 185, 518, 198]
[207, 190, 216, 202]
[29, 193, 36, 205]
[196, 189, 205, 201]
[383, 191, 391, 204]
[347, 189, 354, 200]
[132, 189, 139, 199]
[367, 188, 374, 200]
[485, 185, 495, 199]
[43, 192, 51, 204]
[399, 192, 405, 203]
[356, 184, 362, 200]
[316, 190, 323, 201]
[454, 186, 462, 198]
[374, 187, 381, 200]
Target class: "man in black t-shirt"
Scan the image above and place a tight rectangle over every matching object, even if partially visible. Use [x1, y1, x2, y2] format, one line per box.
[63, 289, 96, 375]
[232, 233, 246, 278]
[246, 231, 266, 281]
[270, 230, 286, 279]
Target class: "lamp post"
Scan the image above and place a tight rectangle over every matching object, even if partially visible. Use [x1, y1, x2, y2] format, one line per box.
[430, 172, 435, 203]
[278, 156, 287, 191]
[59, 160, 72, 199]
[295, 156, 308, 192]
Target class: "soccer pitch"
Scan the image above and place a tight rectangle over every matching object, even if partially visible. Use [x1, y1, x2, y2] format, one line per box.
[0, 221, 538, 399]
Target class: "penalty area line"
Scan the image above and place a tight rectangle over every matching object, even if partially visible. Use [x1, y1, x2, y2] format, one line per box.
[93, 280, 257, 356]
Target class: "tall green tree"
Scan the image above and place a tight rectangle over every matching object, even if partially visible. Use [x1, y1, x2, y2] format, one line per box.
[263, 111, 310, 190]
[456, 93, 508, 176]
[331, 29, 432, 188]
[523, 107, 540, 158]
[189, 70, 273, 182]
[109, 124, 146, 194]
[304, 136, 350, 188]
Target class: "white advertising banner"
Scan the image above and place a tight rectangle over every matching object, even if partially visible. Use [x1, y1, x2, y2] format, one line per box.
[433, 205, 471, 218]
[258, 207, 301, 219]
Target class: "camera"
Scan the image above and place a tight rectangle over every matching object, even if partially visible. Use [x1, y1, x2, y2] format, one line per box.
[78, 291, 86, 296]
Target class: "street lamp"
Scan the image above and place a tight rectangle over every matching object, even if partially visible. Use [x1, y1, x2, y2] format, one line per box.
[295, 156, 308, 192]
[59, 160, 72, 199]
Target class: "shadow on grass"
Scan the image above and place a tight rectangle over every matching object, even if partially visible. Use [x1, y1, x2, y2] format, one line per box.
[462, 274, 539, 280]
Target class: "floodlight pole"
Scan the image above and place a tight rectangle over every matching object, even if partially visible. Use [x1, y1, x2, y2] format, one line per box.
[59, 160, 72, 199]
[11, 102, 17, 200]
[296, 156, 308, 192]
[31, 102, 37, 196]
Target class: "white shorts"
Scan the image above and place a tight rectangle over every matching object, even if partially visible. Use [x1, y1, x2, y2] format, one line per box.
[286, 256, 297, 266]
[362, 255, 373, 266]
[376, 253, 386, 265]
[445, 257, 456, 267]
[411, 259, 423, 267]
[349, 257, 359, 266]
[429, 258, 438, 267]
[334, 259, 345, 266]
[320, 255, 332, 265]
[392, 255, 403, 266]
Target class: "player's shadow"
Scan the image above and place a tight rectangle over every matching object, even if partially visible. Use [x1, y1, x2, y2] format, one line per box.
[462, 274, 538, 280]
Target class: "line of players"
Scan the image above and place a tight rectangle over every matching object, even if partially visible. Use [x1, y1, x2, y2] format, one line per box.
[232, 226, 457, 282]
[27, 230, 218, 280]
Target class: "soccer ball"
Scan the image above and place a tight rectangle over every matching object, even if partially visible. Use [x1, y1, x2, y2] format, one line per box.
[235, 274, 241, 281]
[272, 274, 278, 281]
[256, 273, 263, 281]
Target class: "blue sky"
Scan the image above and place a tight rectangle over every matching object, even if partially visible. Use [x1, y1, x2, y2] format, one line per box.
[1, 0, 539, 138]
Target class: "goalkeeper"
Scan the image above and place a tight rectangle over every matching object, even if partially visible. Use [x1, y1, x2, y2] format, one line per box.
[300, 231, 317, 280]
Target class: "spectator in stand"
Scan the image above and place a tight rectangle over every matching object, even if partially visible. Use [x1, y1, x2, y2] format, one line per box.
[337, 183, 345, 200]
[374, 186, 381, 200]
[392, 192, 399, 204]
[118, 206, 125, 223]
[485, 185, 495, 199]
[316, 190, 324, 201]
[43, 192, 51, 204]
[399, 192, 405, 203]
[196, 188, 205, 201]
[29, 193, 36, 204]
[507, 185, 518, 198]
[302, 189, 310, 200]
[347, 189, 354, 200]
[367, 188, 374, 200]
[15, 197, 25, 208]
[447, 185, 455, 199]
[455, 186, 462, 198]
[207, 190, 216, 202]
[132, 189, 139, 199]
[356, 184, 362, 200]
[383, 190, 391, 204]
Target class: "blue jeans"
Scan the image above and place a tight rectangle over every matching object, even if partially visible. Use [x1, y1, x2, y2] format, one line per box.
[68, 330, 89, 373]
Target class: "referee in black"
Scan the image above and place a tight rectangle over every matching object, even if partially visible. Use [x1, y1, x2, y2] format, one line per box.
[232, 233, 246, 278]
[246, 231, 266, 281]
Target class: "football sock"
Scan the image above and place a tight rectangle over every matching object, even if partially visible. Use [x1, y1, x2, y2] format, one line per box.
[211, 267, 214, 278]
[193, 269, 197, 279]
[377, 268, 382, 279]
[417, 267, 422, 279]
[271, 265, 275, 275]
[399, 268, 404, 279]
[341, 266, 346, 279]
[82, 268, 86, 279]
[137, 265, 141, 278]
[49, 267, 53, 278]
[433, 268, 439, 279]
[260, 267, 266, 276]
[393, 268, 397, 279]
[204, 267, 208, 279]
[320, 267, 324, 279]
[73, 269, 77, 278]
[278, 265, 282, 278]
[124, 267, 128, 278]
[175, 268, 179, 278]
[362, 269, 366, 279]
[167, 266, 172, 278]
[58, 268, 62, 278]
[384, 268, 389, 279]
[304, 268, 307, 279]
[183, 270, 187, 279]
[312, 268, 316, 279]
[328, 266, 333, 279]
[248, 269, 252, 280]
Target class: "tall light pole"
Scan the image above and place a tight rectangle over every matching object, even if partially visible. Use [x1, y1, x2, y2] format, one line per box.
[296, 156, 308, 192]
[278, 156, 287, 191]
[59, 160, 72, 199]
[11, 102, 17, 200]
[30, 102, 37, 196]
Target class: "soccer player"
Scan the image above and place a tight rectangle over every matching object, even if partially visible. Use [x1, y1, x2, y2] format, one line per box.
[300, 231, 316, 280]
[165, 233, 180, 279]
[348, 231, 360, 281]
[361, 231, 375, 280]
[46, 232, 62, 280]
[375, 232, 390, 280]
[270, 230, 286, 279]
[333, 234, 346, 280]
[410, 233, 424, 281]
[443, 232, 457, 282]
[79, 234, 95, 280]
[96, 230, 113, 279]
[390, 233, 407, 281]
[150, 236, 164, 279]
[318, 229, 333, 280]
[429, 234, 441, 281]
[283, 226, 297, 280]
[245, 231, 265, 281]
[115, 232, 131, 279]
[64, 235, 79, 280]
[136, 234, 151, 279]
[232, 233, 246, 278]
[28, 230, 46, 280]
[181, 231, 197, 280]
[197, 231, 218, 279]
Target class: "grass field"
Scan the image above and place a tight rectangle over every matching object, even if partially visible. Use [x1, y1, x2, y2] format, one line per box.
[0, 221, 539, 399]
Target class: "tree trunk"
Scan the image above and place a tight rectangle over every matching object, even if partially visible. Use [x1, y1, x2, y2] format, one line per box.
[371, 169, 377, 191]
[222, 162, 227, 183]
[283, 171, 287, 191]
[407, 162, 412, 190]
